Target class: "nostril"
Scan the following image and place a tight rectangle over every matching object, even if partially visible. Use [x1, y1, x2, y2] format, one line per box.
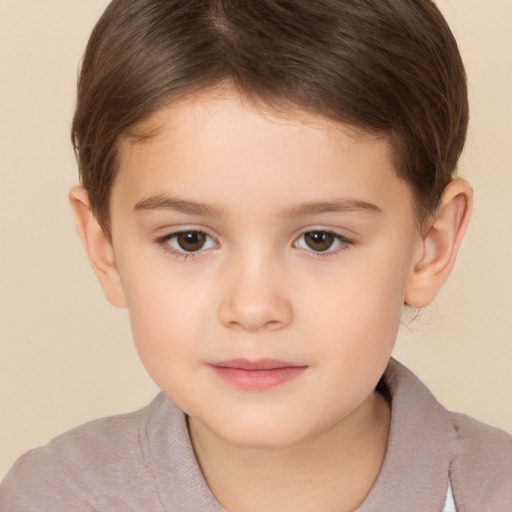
[262, 319, 283, 331]
[226, 317, 281, 333]
[218, 297, 293, 332]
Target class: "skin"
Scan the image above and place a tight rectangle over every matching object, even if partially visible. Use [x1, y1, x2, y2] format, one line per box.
[70, 88, 472, 512]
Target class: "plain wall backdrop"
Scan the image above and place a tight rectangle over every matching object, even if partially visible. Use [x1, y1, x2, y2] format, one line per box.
[1, 0, 511, 477]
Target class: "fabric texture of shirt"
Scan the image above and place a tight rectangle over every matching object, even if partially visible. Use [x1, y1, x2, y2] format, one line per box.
[1, 359, 511, 511]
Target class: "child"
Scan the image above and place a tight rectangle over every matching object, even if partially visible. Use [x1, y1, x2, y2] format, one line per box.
[1, 0, 511, 510]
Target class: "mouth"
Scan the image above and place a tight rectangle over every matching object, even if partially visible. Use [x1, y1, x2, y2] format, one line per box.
[208, 359, 308, 391]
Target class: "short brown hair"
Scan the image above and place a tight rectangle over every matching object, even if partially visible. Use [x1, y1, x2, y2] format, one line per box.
[72, 0, 468, 235]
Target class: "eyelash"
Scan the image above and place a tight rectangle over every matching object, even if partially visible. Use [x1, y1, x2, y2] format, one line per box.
[155, 229, 354, 261]
[293, 231, 353, 259]
[156, 230, 217, 260]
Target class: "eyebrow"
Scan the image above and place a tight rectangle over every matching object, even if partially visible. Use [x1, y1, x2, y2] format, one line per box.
[133, 194, 382, 217]
[133, 194, 224, 217]
[281, 198, 382, 217]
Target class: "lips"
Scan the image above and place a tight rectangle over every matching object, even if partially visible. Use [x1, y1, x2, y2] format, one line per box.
[208, 359, 307, 391]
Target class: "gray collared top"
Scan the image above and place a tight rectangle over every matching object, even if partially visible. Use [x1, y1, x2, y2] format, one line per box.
[1, 359, 511, 511]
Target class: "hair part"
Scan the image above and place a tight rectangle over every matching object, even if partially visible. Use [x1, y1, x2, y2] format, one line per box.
[72, 0, 468, 235]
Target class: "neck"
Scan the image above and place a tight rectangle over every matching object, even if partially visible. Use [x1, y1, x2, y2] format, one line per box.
[188, 391, 390, 512]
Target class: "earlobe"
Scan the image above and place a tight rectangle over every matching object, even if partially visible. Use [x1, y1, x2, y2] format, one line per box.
[405, 179, 473, 307]
[69, 185, 127, 308]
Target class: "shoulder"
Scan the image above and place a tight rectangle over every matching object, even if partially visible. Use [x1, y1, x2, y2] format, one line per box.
[377, 359, 512, 511]
[0, 393, 172, 512]
[447, 411, 512, 511]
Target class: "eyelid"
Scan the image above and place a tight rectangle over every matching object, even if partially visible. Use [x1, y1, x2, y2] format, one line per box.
[153, 226, 354, 261]
[155, 227, 219, 259]
[292, 229, 354, 256]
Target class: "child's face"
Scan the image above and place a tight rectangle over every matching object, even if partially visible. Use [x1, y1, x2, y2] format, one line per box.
[107, 89, 423, 448]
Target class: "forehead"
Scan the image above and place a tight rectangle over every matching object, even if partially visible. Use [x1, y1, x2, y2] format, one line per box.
[120, 86, 389, 163]
[112, 89, 414, 220]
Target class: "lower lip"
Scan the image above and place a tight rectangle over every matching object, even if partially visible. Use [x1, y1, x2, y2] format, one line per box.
[209, 365, 307, 391]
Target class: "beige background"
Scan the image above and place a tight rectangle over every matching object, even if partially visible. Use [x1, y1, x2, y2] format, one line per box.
[1, 0, 511, 477]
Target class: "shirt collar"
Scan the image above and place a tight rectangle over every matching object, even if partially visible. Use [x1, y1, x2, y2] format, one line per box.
[355, 358, 455, 511]
[148, 358, 456, 511]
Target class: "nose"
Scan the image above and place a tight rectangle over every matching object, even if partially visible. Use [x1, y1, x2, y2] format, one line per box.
[217, 255, 293, 333]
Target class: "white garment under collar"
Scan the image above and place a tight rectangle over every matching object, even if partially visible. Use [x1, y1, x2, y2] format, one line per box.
[442, 484, 456, 512]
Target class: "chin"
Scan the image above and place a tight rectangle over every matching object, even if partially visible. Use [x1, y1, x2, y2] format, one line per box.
[207, 415, 321, 450]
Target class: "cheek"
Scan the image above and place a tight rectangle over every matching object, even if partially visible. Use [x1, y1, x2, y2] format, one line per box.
[304, 245, 411, 352]
[309, 257, 408, 404]
[118, 259, 207, 366]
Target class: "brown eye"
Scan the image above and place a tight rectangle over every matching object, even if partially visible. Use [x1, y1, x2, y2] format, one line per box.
[303, 231, 335, 252]
[168, 231, 216, 253]
[293, 230, 351, 254]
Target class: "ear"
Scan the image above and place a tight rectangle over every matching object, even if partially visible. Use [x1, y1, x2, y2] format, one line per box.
[405, 179, 473, 307]
[69, 185, 126, 308]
